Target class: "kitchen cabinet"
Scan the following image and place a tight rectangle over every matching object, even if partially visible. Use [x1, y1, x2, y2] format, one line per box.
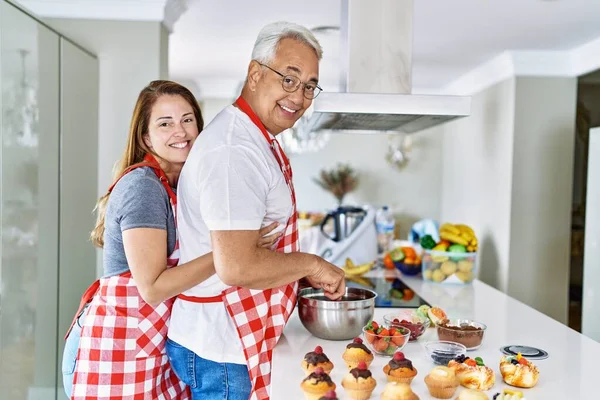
[0, 1, 98, 398]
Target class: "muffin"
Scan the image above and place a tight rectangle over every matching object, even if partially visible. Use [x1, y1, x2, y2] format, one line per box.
[455, 388, 489, 399]
[383, 352, 418, 384]
[342, 337, 374, 369]
[302, 345, 334, 375]
[499, 354, 539, 388]
[380, 382, 420, 400]
[300, 367, 336, 400]
[318, 390, 339, 400]
[341, 361, 377, 400]
[424, 366, 460, 399]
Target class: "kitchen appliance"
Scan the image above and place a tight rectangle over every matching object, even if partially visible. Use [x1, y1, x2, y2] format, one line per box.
[297, 287, 377, 340]
[320, 206, 366, 242]
[306, 0, 471, 135]
[317, 206, 378, 266]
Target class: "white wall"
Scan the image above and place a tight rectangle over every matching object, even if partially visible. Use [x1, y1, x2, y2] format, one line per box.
[440, 78, 516, 291]
[582, 127, 600, 341]
[508, 76, 577, 324]
[289, 129, 443, 238]
[440, 76, 577, 324]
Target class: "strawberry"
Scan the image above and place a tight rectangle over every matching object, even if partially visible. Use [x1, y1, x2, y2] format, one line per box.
[465, 359, 477, 367]
[379, 328, 390, 337]
[314, 346, 323, 355]
[389, 328, 397, 336]
[393, 318, 400, 324]
[374, 338, 388, 352]
[371, 321, 379, 330]
[365, 330, 376, 344]
[391, 335, 405, 346]
[357, 361, 367, 370]
[518, 357, 528, 366]
[393, 352, 405, 361]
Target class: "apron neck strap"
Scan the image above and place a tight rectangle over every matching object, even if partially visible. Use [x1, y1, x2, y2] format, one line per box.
[234, 96, 292, 178]
[107, 153, 177, 206]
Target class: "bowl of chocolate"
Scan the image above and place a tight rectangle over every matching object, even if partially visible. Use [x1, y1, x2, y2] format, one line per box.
[436, 319, 487, 350]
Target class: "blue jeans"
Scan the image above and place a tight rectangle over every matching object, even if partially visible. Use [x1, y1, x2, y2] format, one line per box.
[62, 307, 87, 397]
[166, 338, 251, 400]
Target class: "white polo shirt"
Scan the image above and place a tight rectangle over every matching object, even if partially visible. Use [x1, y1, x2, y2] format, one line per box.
[168, 105, 293, 364]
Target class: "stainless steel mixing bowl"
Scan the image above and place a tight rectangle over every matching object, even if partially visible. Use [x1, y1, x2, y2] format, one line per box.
[297, 287, 377, 340]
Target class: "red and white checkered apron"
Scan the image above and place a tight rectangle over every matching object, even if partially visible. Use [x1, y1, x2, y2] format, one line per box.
[176, 96, 299, 400]
[66, 154, 190, 400]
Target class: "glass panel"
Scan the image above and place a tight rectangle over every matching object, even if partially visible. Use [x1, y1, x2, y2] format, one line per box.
[0, 2, 60, 399]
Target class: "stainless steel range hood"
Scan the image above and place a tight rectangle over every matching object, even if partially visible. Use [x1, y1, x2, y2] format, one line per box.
[306, 0, 471, 134]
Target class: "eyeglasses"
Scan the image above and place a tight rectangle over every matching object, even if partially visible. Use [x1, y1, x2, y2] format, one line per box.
[258, 62, 322, 99]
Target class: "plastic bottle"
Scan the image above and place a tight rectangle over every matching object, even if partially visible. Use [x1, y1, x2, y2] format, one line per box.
[375, 206, 395, 254]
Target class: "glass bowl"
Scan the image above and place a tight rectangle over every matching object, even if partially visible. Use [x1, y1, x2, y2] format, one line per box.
[362, 324, 410, 356]
[436, 319, 487, 350]
[424, 340, 467, 365]
[383, 310, 431, 341]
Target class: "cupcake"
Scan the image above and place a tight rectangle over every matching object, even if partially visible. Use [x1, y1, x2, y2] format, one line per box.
[455, 389, 489, 400]
[424, 366, 460, 399]
[341, 361, 377, 400]
[300, 367, 336, 400]
[383, 352, 418, 384]
[342, 337, 374, 369]
[380, 382, 420, 400]
[302, 346, 334, 375]
[318, 390, 339, 400]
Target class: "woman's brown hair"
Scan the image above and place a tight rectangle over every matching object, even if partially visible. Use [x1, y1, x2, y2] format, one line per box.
[90, 80, 204, 247]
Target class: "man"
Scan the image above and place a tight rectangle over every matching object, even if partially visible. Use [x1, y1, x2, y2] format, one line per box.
[167, 21, 346, 400]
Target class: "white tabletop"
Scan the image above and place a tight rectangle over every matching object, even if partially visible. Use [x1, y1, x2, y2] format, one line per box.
[272, 269, 600, 399]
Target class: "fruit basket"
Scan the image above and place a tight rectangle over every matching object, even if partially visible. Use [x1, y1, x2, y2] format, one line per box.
[419, 223, 478, 284]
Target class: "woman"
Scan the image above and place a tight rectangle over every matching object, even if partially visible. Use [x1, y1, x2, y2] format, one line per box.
[62, 80, 280, 399]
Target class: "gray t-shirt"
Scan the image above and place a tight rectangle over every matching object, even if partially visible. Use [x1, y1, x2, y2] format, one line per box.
[102, 166, 176, 277]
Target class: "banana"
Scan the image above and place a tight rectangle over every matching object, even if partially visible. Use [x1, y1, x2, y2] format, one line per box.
[455, 224, 475, 237]
[345, 258, 355, 269]
[346, 275, 376, 288]
[460, 231, 473, 241]
[440, 231, 469, 247]
[343, 261, 375, 276]
[440, 223, 461, 235]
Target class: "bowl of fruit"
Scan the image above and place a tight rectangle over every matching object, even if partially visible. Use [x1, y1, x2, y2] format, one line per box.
[384, 245, 422, 276]
[362, 320, 410, 356]
[419, 223, 478, 284]
[383, 310, 431, 342]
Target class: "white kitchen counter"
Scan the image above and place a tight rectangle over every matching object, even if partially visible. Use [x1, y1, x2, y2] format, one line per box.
[272, 269, 600, 399]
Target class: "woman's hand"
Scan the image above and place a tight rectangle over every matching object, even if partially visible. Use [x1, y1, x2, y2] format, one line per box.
[257, 222, 281, 248]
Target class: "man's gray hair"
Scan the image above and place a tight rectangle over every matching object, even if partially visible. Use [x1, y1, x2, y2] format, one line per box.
[251, 21, 323, 63]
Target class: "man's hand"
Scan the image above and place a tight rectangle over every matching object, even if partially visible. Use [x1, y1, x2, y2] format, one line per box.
[256, 222, 280, 248]
[305, 258, 346, 300]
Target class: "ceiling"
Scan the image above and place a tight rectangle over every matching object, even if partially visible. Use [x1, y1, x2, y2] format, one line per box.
[169, 0, 600, 98]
